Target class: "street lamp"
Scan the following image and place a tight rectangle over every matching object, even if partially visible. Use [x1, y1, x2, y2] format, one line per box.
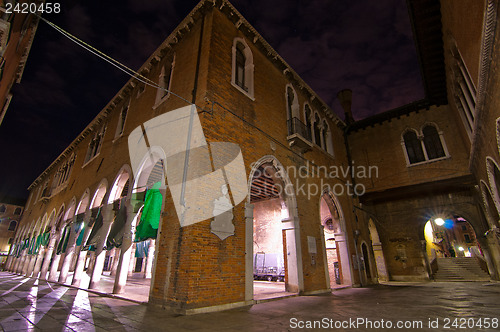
[434, 218, 445, 226]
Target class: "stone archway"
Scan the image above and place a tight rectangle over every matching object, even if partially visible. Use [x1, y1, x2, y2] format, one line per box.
[320, 192, 352, 288]
[246, 156, 303, 301]
[368, 218, 388, 281]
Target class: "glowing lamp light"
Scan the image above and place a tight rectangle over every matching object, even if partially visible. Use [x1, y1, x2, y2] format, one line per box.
[458, 246, 465, 251]
[434, 218, 445, 226]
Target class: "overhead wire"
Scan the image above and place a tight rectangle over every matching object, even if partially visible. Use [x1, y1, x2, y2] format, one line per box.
[35, 14, 194, 108]
[35, 13, 351, 186]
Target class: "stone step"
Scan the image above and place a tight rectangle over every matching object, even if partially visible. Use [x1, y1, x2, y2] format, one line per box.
[434, 257, 490, 281]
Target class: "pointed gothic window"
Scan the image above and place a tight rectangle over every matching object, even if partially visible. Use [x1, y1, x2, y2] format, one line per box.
[304, 105, 312, 140]
[314, 114, 321, 146]
[403, 131, 425, 164]
[231, 38, 254, 99]
[422, 125, 445, 160]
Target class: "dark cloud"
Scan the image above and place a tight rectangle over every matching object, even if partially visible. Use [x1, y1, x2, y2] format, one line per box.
[0, 0, 424, 199]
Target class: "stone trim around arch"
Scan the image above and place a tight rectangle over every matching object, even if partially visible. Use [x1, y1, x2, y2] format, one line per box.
[231, 37, 255, 100]
[486, 156, 500, 216]
[90, 178, 109, 209]
[108, 164, 133, 204]
[480, 179, 500, 229]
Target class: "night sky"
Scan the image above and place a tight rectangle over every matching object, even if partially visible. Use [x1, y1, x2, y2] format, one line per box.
[0, 0, 424, 200]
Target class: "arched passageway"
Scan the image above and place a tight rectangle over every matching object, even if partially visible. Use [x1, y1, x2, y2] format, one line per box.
[320, 192, 352, 288]
[247, 157, 302, 301]
[424, 215, 490, 281]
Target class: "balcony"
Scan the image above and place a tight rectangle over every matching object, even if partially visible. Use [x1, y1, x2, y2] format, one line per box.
[287, 117, 313, 152]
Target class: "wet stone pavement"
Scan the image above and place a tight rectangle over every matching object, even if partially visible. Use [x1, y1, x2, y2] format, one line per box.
[0, 272, 500, 331]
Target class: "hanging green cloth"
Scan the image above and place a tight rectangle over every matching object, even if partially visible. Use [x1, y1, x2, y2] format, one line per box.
[73, 213, 85, 247]
[41, 232, 50, 247]
[135, 182, 163, 242]
[56, 225, 71, 255]
[76, 224, 85, 246]
[74, 213, 85, 232]
[135, 240, 150, 258]
[28, 236, 36, 254]
[32, 235, 42, 255]
[85, 207, 103, 249]
[106, 199, 127, 249]
[23, 238, 30, 250]
[88, 207, 100, 227]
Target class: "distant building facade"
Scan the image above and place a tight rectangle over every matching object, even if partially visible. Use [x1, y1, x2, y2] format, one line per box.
[4, 0, 500, 314]
[0, 0, 42, 125]
[0, 198, 23, 267]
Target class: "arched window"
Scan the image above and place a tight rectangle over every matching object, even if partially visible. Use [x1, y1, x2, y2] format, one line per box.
[8, 220, 17, 231]
[115, 104, 128, 138]
[313, 114, 321, 146]
[304, 105, 312, 140]
[322, 120, 328, 149]
[155, 56, 175, 106]
[0, 205, 5, 213]
[286, 86, 300, 136]
[403, 130, 425, 164]
[322, 120, 334, 155]
[231, 38, 254, 98]
[235, 44, 245, 90]
[450, 42, 476, 140]
[422, 125, 445, 160]
[287, 87, 295, 121]
[84, 123, 107, 164]
[14, 207, 22, 215]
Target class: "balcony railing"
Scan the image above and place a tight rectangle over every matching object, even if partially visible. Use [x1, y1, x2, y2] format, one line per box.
[287, 117, 311, 141]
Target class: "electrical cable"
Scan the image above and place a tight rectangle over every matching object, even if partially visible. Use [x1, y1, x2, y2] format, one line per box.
[35, 14, 194, 108]
[35, 14, 350, 186]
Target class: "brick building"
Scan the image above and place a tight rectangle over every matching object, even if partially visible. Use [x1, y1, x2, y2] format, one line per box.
[0, 198, 23, 267]
[0, 0, 42, 126]
[4, 0, 500, 314]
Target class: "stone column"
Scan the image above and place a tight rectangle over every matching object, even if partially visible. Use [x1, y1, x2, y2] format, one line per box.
[113, 199, 140, 294]
[48, 228, 67, 282]
[110, 248, 120, 276]
[71, 210, 93, 287]
[4, 243, 17, 271]
[40, 230, 58, 280]
[31, 247, 46, 278]
[244, 203, 254, 302]
[86, 252, 95, 276]
[7, 241, 20, 272]
[128, 243, 137, 277]
[89, 204, 114, 289]
[421, 240, 431, 280]
[371, 242, 388, 282]
[144, 240, 155, 279]
[14, 250, 26, 274]
[24, 252, 37, 276]
[480, 233, 500, 280]
[15, 250, 28, 274]
[58, 216, 78, 283]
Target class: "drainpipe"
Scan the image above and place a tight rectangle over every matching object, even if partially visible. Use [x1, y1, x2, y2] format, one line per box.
[337, 89, 364, 287]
